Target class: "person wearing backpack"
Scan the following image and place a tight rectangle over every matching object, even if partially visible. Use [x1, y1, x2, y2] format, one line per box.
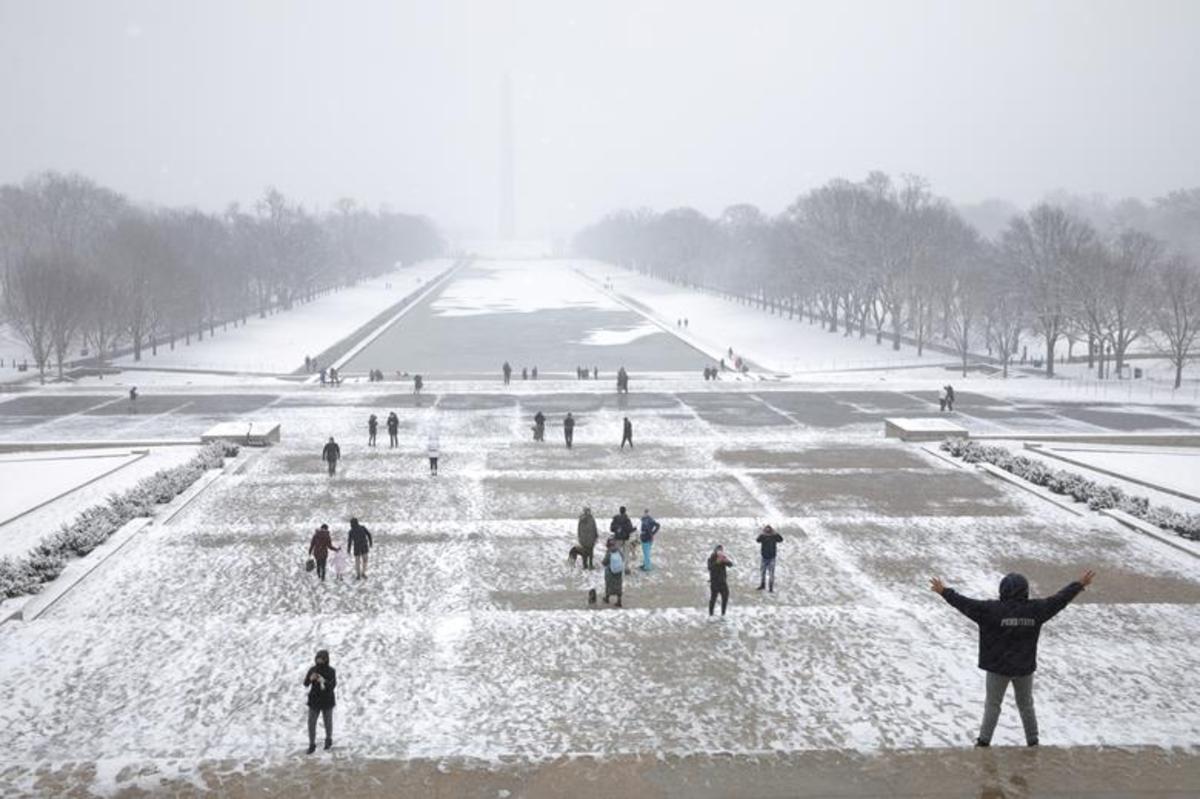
[367, 414, 378, 447]
[609, 506, 635, 572]
[930, 569, 1095, 747]
[639, 509, 660, 571]
[601, 538, 624, 607]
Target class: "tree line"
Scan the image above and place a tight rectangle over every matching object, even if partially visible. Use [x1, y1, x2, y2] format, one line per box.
[574, 173, 1200, 387]
[0, 171, 443, 380]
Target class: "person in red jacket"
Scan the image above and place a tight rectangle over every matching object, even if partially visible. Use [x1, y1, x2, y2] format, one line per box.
[930, 569, 1095, 747]
[308, 524, 339, 582]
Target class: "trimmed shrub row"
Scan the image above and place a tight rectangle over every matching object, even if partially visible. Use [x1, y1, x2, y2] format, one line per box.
[0, 442, 238, 600]
[940, 439, 1200, 542]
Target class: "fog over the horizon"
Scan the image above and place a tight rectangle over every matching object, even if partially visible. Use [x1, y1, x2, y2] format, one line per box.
[1, 0, 1197, 239]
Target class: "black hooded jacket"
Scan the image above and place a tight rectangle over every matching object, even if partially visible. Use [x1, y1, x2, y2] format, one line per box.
[305, 661, 337, 709]
[942, 573, 1084, 676]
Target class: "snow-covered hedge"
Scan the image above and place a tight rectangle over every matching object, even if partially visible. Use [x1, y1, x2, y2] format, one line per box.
[940, 439, 1200, 542]
[0, 442, 238, 600]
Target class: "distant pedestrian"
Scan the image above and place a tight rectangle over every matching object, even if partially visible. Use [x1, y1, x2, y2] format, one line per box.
[609, 506, 635, 572]
[303, 649, 337, 753]
[426, 430, 440, 475]
[533, 411, 546, 442]
[347, 517, 373, 580]
[938, 386, 949, 412]
[946, 384, 956, 412]
[620, 416, 633, 449]
[308, 523, 339, 582]
[707, 545, 734, 617]
[413, 374, 423, 395]
[322, 437, 341, 476]
[756, 524, 783, 592]
[601, 539, 624, 607]
[531, 366, 538, 379]
[320, 369, 327, 387]
[577, 506, 598, 569]
[522, 367, 528, 380]
[503, 361, 512, 385]
[593, 366, 598, 379]
[563, 412, 575, 448]
[129, 386, 138, 404]
[930, 570, 1095, 747]
[329, 367, 340, 386]
[331, 548, 348, 581]
[639, 509, 660, 571]
[304, 355, 311, 372]
[387, 412, 399, 448]
[367, 414, 378, 447]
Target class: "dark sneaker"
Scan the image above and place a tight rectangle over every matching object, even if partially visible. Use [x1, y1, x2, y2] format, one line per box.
[756, 584, 765, 591]
[307, 743, 316, 754]
[324, 739, 333, 751]
[974, 739, 990, 748]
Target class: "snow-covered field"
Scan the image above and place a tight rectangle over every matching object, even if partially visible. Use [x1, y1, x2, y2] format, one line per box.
[0, 258, 1198, 795]
[110, 260, 454, 374]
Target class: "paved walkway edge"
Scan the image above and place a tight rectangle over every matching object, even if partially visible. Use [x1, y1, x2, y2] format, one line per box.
[1100, 508, 1200, 559]
[976, 462, 1085, 516]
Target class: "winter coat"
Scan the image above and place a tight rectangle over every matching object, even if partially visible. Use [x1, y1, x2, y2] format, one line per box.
[941, 573, 1085, 676]
[757, 531, 783, 560]
[305, 663, 337, 709]
[347, 523, 372, 555]
[602, 551, 623, 595]
[564, 416, 575, 432]
[387, 415, 399, 434]
[639, 514, 660, 543]
[427, 437, 440, 458]
[577, 512, 599, 550]
[309, 528, 338, 560]
[610, 513, 634, 541]
[623, 419, 633, 436]
[708, 553, 733, 587]
[368, 417, 378, 432]
[322, 442, 341, 463]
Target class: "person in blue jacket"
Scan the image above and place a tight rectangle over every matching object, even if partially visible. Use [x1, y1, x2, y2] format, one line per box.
[930, 569, 1095, 747]
[638, 509, 660, 571]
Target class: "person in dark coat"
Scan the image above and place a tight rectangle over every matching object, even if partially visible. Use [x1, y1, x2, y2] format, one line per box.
[387, 412, 399, 448]
[563, 412, 575, 448]
[533, 411, 546, 442]
[576, 507, 598, 569]
[367, 414, 378, 447]
[601, 538, 623, 607]
[609, 506, 635, 571]
[308, 524, 339, 581]
[304, 649, 337, 753]
[707, 545, 734, 617]
[413, 374, 423, 394]
[321, 437, 341, 476]
[930, 570, 1095, 747]
[620, 417, 633, 449]
[946, 384, 956, 411]
[756, 524, 783, 592]
[347, 517, 373, 580]
[502, 361, 512, 385]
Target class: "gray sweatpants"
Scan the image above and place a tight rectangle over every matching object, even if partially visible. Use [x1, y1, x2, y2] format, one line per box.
[979, 671, 1038, 745]
[308, 706, 333, 745]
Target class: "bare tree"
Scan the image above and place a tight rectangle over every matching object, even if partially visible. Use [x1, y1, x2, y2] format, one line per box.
[1152, 254, 1200, 389]
[1, 255, 57, 381]
[1002, 205, 1096, 376]
[1104, 229, 1161, 374]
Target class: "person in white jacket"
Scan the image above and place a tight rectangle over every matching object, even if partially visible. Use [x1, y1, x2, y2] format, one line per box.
[426, 430, 440, 476]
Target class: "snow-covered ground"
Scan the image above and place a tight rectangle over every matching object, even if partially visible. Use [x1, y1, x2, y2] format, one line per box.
[0, 259, 1198, 795]
[0, 450, 143, 526]
[108, 260, 454, 374]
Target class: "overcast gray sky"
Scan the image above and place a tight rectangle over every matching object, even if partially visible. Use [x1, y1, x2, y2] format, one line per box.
[1, 0, 1197, 239]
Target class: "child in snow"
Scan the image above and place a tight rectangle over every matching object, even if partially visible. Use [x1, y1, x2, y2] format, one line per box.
[331, 548, 348, 581]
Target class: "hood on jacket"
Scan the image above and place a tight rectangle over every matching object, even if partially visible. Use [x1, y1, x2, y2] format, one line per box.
[999, 573, 1029, 601]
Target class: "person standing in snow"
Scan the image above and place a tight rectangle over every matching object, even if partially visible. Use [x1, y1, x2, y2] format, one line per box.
[347, 517, 373, 580]
[303, 649, 337, 753]
[321, 437, 341, 476]
[367, 414, 378, 447]
[946, 384, 956, 412]
[601, 538, 624, 607]
[426, 429, 440, 476]
[755, 524, 784, 592]
[639, 509, 660, 571]
[620, 416, 634, 450]
[387, 412, 399, 448]
[533, 411, 546, 442]
[609, 505, 635, 571]
[413, 374, 423, 395]
[563, 412, 576, 449]
[929, 570, 1095, 747]
[576, 507, 599, 569]
[707, 545, 734, 617]
[502, 361, 512, 385]
[308, 523, 339, 582]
